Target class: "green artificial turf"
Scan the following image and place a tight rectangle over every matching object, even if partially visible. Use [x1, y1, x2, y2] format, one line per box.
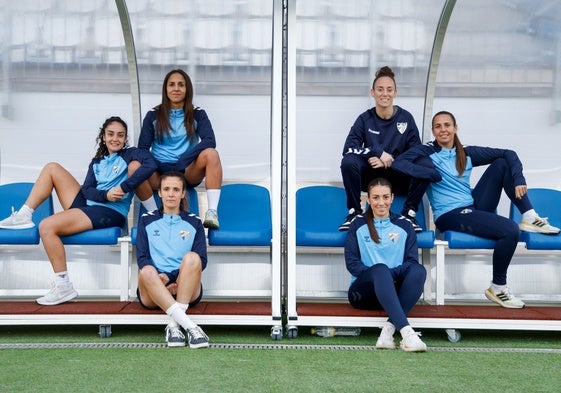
[2, 325, 561, 392]
[2, 346, 561, 393]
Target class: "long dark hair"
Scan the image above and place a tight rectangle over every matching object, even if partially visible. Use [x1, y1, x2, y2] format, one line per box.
[155, 69, 195, 143]
[158, 171, 189, 211]
[365, 178, 393, 244]
[432, 110, 467, 176]
[93, 116, 128, 160]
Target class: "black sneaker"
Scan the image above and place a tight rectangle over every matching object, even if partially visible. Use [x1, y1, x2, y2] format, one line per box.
[403, 213, 423, 233]
[338, 210, 361, 231]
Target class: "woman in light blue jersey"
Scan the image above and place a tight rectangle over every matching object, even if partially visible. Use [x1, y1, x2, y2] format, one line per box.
[393, 111, 559, 309]
[0, 116, 156, 306]
[345, 178, 427, 352]
[136, 172, 209, 349]
[139, 69, 222, 230]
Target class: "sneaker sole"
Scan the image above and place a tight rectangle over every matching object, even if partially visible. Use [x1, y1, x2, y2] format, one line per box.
[375, 343, 396, 350]
[400, 343, 427, 352]
[0, 223, 35, 229]
[36, 291, 78, 306]
[167, 342, 186, 347]
[519, 224, 560, 234]
[188, 341, 209, 349]
[484, 290, 525, 309]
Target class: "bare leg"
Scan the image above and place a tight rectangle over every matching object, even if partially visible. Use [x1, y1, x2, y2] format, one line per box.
[38, 209, 93, 273]
[184, 148, 222, 189]
[26, 162, 81, 210]
[148, 172, 161, 191]
[128, 160, 154, 201]
[175, 252, 203, 305]
[137, 266, 176, 310]
[138, 252, 202, 309]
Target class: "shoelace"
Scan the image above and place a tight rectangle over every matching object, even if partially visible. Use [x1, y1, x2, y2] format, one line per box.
[189, 327, 206, 340]
[169, 329, 184, 340]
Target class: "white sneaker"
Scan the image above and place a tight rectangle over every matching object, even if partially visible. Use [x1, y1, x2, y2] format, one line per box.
[0, 207, 34, 229]
[165, 324, 186, 347]
[400, 326, 427, 352]
[485, 287, 525, 309]
[203, 209, 219, 229]
[186, 325, 209, 349]
[519, 217, 560, 234]
[376, 321, 396, 349]
[36, 282, 78, 306]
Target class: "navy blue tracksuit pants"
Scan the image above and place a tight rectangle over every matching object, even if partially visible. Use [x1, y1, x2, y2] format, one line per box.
[435, 158, 533, 285]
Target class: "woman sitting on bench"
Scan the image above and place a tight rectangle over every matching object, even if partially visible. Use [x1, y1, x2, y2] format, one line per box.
[0, 116, 156, 305]
[393, 110, 560, 309]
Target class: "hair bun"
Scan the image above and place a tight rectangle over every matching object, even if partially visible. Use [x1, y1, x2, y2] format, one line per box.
[375, 66, 395, 79]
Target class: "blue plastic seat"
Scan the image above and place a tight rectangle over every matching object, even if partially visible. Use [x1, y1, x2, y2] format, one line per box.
[296, 185, 348, 247]
[208, 184, 272, 246]
[510, 188, 561, 250]
[442, 231, 497, 249]
[0, 182, 54, 245]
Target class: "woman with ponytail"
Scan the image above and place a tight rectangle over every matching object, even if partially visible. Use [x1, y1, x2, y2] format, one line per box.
[393, 111, 559, 309]
[345, 178, 427, 352]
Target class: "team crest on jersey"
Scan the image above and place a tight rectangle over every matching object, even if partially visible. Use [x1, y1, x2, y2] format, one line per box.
[389, 232, 400, 243]
[396, 123, 407, 134]
[180, 230, 190, 240]
[113, 165, 120, 173]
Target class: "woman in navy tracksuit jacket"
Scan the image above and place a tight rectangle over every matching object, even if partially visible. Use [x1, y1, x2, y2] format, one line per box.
[0, 116, 156, 306]
[138, 69, 222, 230]
[345, 178, 427, 352]
[339, 66, 427, 232]
[136, 171, 209, 348]
[392, 110, 559, 309]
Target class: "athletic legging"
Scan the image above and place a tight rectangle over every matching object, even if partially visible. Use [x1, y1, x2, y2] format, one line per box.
[435, 158, 532, 285]
[348, 262, 426, 330]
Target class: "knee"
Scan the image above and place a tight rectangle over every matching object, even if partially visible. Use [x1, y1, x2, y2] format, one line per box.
[491, 158, 508, 173]
[38, 217, 59, 238]
[408, 262, 427, 281]
[138, 266, 159, 284]
[504, 221, 521, 242]
[180, 252, 202, 272]
[128, 160, 141, 175]
[370, 263, 391, 276]
[341, 154, 361, 173]
[200, 148, 221, 166]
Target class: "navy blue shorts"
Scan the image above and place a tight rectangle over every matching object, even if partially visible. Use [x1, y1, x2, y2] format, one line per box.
[137, 283, 203, 310]
[70, 192, 126, 229]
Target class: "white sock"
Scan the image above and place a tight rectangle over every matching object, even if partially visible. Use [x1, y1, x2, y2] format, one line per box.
[141, 196, 158, 212]
[55, 271, 70, 286]
[522, 209, 538, 222]
[177, 302, 189, 313]
[491, 282, 507, 293]
[166, 302, 196, 330]
[18, 205, 34, 219]
[206, 189, 221, 211]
